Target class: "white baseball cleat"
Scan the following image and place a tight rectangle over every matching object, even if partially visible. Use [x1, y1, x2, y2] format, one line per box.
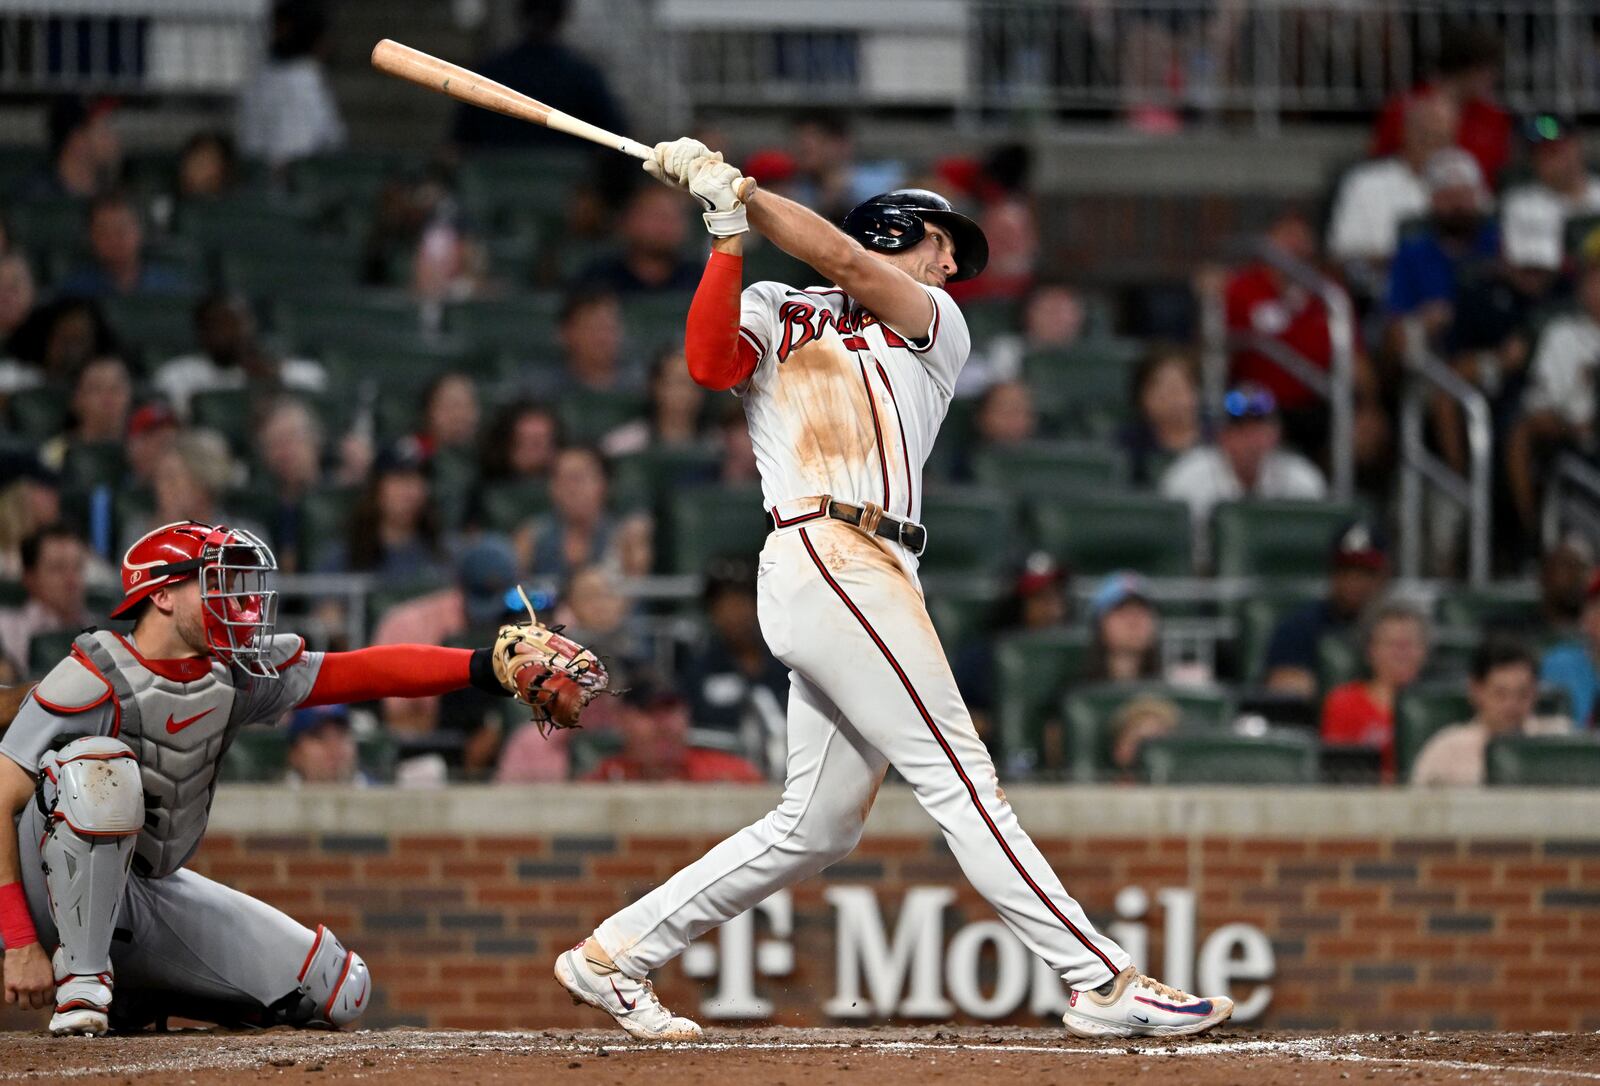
[554, 941, 703, 1043]
[1063, 967, 1233, 1038]
[49, 951, 113, 1037]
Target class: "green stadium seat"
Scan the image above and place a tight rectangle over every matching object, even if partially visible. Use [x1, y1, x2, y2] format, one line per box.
[993, 629, 1090, 768]
[1434, 586, 1543, 635]
[558, 388, 650, 445]
[221, 243, 365, 298]
[8, 385, 69, 441]
[459, 151, 592, 226]
[28, 630, 78, 678]
[621, 293, 693, 352]
[920, 572, 1003, 656]
[221, 727, 288, 782]
[431, 448, 481, 530]
[971, 441, 1124, 499]
[1024, 339, 1143, 436]
[321, 339, 480, 406]
[59, 441, 126, 490]
[190, 389, 255, 448]
[1485, 734, 1600, 786]
[0, 147, 48, 195]
[1032, 491, 1192, 576]
[917, 488, 1018, 574]
[301, 487, 359, 570]
[1064, 682, 1236, 782]
[1393, 683, 1471, 780]
[1315, 632, 1362, 691]
[665, 485, 768, 574]
[369, 573, 452, 629]
[743, 241, 813, 287]
[100, 293, 200, 360]
[1228, 586, 1325, 685]
[273, 293, 427, 353]
[447, 296, 562, 359]
[961, 299, 1018, 346]
[1211, 500, 1361, 579]
[478, 479, 551, 534]
[1138, 731, 1320, 784]
[10, 198, 86, 257]
[566, 728, 626, 778]
[610, 446, 721, 513]
[176, 197, 316, 249]
[290, 150, 407, 207]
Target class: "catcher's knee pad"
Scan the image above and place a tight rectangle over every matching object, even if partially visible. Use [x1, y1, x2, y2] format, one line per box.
[286, 925, 371, 1028]
[37, 737, 143, 976]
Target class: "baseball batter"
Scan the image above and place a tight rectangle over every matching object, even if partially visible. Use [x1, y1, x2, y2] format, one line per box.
[0, 520, 593, 1035]
[554, 141, 1234, 1040]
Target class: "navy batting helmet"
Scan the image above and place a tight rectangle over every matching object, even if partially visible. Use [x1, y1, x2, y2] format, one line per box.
[841, 189, 989, 283]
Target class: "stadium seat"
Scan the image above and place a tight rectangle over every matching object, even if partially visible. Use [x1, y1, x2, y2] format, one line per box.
[478, 479, 552, 534]
[1315, 632, 1362, 691]
[566, 728, 626, 779]
[1031, 491, 1192, 576]
[459, 151, 592, 226]
[917, 487, 1018, 574]
[743, 241, 814, 288]
[59, 442, 126, 490]
[1393, 684, 1471, 780]
[447, 295, 562, 359]
[1227, 585, 1324, 685]
[1023, 338, 1143, 436]
[100, 293, 200, 360]
[620, 293, 694, 353]
[1138, 731, 1320, 785]
[993, 630, 1090, 768]
[27, 630, 78, 678]
[1063, 682, 1236, 782]
[961, 299, 1019, 346]
[557, 388, 650, 445]
[431, 448, 481, 531]
[1434, 586, 1543, 636]
[9, 198, 86, 257]
[221, 243, 365, 298]
[272, 293, 428, 354]
[300, 487, 359, 570]
[970, 441, 1124, 499]
[221, 727, 288, 782]
[665, 485, 768, 574]
[176, 197, 316, 250]
[369, 574, 452, 630]
[190, 389, 255, 449]
[920, 572, 1003, 655]
[1485, 734, 1600, 786]
[7, 385, 69, 441]
[1211, 500, 1361, 579]
[610, 446, 722, 513]
[290, 150, 408, 207]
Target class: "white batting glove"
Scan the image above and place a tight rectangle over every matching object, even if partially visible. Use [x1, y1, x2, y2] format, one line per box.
[643, 138, 716, 189]
[688, 158, 749, 237]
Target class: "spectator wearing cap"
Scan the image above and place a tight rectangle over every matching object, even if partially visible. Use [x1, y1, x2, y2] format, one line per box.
[1158, 383, 1327, 559]
[1329, 92, 1458, 269]
[954, 552, 1071, 757]
[1085, 572, 1164, 684]
[1320, 600, 1431, 780]
[1120, 345, 1208, 486]
[15, 96, 122, 201]
[583, 682, 764, 784]
[284, 705, 370, 787]
[58, 192, 192, 298]
[1264, 521, 1392, 697]
[681, 559, 789, 750]
[1384, 148, 1499, 350]
[0, 524, 91, 677]
[372, 535, 520, 737]
[1506, 250, 1600, 539]
[1369, 25, 1510, 185]
[1413, 640, 1571, 786]
[1501, 115, 1600, 263]
[1539, 570, 1600, 729]
[153, 293, 325, 420]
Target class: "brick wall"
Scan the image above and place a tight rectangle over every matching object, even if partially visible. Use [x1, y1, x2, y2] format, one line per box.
[5, 789, 1599, 1033]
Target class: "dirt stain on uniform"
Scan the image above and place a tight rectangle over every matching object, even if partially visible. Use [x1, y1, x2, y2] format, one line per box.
[781, 340, 873, 493]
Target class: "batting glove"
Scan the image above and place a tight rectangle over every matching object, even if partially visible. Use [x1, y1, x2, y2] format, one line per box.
[643, 138, 715, 189]
[688, 158, 750, 236]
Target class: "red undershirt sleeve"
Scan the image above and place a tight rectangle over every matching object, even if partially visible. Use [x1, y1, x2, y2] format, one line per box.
[302, 645, 473, 708]
[685, 250, 759, 391]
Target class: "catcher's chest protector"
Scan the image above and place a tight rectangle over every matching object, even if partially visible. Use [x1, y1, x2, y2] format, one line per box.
[73, 631, 244, 879]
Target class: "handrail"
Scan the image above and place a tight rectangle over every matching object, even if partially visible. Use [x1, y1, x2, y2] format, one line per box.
[1398, 321, 1492, 586]
[1540, 453, 1600, 553]
[1199, 240, 1355, 502]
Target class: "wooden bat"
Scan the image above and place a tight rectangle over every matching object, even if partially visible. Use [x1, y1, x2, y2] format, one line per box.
[370, 38, 653, 160]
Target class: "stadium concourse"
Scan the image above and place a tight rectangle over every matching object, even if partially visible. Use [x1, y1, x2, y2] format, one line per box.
[3, 0, 1600, 1072]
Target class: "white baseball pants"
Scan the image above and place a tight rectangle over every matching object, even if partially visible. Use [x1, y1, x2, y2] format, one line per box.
[595, 519, 1131, 990]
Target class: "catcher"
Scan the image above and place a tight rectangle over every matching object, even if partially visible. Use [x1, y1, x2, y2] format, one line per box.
[0, 519, 602, 1035]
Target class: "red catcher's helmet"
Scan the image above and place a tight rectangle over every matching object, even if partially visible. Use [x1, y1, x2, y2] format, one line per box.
[110, 520, 282, 678]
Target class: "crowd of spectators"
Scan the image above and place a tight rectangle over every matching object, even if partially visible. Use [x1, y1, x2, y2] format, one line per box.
[1, 10, 1597, 788]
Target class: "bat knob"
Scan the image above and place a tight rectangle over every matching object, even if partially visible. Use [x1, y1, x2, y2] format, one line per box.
[736, 176, 759, 203]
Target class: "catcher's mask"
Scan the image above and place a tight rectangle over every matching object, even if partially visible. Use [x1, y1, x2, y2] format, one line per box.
[111, 520, 282, 678]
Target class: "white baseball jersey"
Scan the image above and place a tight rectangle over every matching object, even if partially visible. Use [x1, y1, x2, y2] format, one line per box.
[735, 281, 972, 531]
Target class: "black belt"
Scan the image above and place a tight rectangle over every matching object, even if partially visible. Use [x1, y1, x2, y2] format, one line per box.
[768, 499, 928, 558]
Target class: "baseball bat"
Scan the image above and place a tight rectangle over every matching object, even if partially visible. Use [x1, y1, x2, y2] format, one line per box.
[370, 38, 654, 161]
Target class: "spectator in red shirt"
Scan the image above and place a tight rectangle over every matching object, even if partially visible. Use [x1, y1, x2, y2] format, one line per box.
[1320, 600, 1431, 779]
[1370, 25, 1509, 187]
[584, 683, 765, 783]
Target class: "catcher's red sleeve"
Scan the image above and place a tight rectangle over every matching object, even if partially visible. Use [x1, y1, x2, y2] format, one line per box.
[685, 250, 759, 391]
[302, 645, 472, 707]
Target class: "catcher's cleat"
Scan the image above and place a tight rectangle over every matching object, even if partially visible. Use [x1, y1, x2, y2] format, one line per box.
[554, 941, 702, 1043]
[50, 952, 113, 1037]
[1063, 967, 1233, 1038]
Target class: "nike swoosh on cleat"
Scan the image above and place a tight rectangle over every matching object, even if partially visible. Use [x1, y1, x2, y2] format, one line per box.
[610, 977, 636, 1011]
[1132, 1012, 1150, 1024]
[165, 707, 215, 734]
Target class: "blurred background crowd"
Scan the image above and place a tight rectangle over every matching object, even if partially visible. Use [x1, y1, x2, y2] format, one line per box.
[3, 0, 1600, 790]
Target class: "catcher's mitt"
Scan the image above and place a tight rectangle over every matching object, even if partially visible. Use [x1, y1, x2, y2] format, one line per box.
[492, 589, 609, 736]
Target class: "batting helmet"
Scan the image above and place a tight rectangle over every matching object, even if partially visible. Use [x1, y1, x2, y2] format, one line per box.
[111, 520, 281, 677]
[840, 189, 989, 283]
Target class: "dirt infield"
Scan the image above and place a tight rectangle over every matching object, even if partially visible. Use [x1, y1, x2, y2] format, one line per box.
[1, 1027, 1596, 1085]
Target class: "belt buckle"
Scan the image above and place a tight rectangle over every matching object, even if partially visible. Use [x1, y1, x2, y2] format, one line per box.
[898, 518, 927, 558]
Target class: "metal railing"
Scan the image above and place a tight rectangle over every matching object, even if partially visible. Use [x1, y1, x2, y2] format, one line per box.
[1398, 320, 1493, 586]
[650, 1, 1599, 132]
[1198, 241, 1356, 502]
[0, 0, 267, 95]
[1540, 452, 1600, 556]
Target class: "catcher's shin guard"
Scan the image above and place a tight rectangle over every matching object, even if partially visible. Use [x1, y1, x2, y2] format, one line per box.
[280, 924, 371, 1028]
[38, 737, 142, 979]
